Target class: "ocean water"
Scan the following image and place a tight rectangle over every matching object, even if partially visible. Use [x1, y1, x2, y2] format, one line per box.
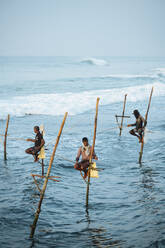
[0, 56, 165, 248]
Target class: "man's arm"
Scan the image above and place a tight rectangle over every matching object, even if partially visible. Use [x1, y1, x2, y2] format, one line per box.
[76, 147, 81, 162]
[26, 138, 35, 142]
[127, 122, 136, 127]
[141, 116, 147, 128]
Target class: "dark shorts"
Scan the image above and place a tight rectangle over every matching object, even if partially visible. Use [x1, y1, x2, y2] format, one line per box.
[74, 160, 89, 171]
[27, 146, 41, 155]
[133, 128, 144, 135]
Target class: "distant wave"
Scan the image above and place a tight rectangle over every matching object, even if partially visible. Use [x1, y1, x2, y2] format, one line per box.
[154, 68, 165, 78]
[80, 57, 108, 66]
[59, 73, 156, 82]
[100, 74, 156, 80]
[0, 82, 164, 118]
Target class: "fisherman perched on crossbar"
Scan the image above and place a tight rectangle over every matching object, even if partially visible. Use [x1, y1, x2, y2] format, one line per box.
[74, 137, 98, 179]
[25, 126, 45, 162]
[127, 109, 147, 143]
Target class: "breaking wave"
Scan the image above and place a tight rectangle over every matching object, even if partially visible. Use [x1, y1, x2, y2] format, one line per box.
[154, 68, 165, 78]
[100, 74, 156, 80]
[80, 57, 108, 66]
[0, 82, 164, 118]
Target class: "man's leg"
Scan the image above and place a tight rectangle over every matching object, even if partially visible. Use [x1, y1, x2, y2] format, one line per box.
[25, 147, 39, 161]
[74, 162, 81, 170]
[25, 147, 34, 155]
[74, 160, 89, 179]
[129, 129, 141, 142]
[33, 147, 40, 162]
[138, 128, 144, 143]
[81, 160, 89, 179]
[33, 153, 39, 162]
[83, 170, 88, 179]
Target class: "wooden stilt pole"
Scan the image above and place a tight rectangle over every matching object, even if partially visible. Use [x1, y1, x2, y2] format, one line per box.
[41, 159, 44, 176]
[4, 114, 10, 161]
[86, 98, 100, 209]
[40, 127, 45, 176]
[31, 174, 60, 193]
[115, 115, 120, 130]
[139, 87, 154, 164]
[31, 174, 42, 193]
[116, 115, 130, 118]
[119, 94, 127, 136]
[30, 112, 68, 238]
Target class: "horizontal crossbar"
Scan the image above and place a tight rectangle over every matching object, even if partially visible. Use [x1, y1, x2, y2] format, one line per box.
[115, 115, 130, 118]
[31, 174, 60, 182]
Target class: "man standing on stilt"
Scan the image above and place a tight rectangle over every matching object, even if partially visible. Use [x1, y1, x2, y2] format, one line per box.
[25, 126, 45, 162]
[74, 137, 98, 179]
[127, 109, 147, 143]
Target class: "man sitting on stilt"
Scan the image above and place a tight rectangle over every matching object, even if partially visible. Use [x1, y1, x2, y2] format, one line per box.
[127, 109, 147, 143]
[74, 137, 98, 179]
[25, 126, 45, 162]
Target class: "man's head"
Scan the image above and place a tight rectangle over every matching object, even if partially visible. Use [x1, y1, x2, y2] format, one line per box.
[34, 126, 40, 133]
[82, 137, 88, 146]
[133, 109, 140, 118]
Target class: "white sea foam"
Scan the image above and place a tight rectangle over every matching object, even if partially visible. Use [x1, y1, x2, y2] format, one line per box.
[101, 74, 155, 79]
[0, 82, 164, 118]
[81, 57, 108, 66]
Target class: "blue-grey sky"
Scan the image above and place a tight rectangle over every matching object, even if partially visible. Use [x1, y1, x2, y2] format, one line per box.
[0, 0, 165, 56]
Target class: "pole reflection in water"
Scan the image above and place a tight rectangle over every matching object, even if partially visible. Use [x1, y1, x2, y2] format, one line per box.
[84, 209, 124, 248]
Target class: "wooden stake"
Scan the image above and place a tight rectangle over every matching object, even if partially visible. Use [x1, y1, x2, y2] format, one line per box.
[30, 112, 68, 238]
[115, 115, 120, 130]
[41, 128, 45, 176]
[116, 115, 130, 118]
[31, 174, 42, 193]
[41, 159, 44, 176]
[119, 94, 127, 136]
[86, 98, 100, 208]
[4, 114, 10, 160]
[31, 174, 60, 193]
[31, 174, 60, 179]
[139, 87, 154, 164]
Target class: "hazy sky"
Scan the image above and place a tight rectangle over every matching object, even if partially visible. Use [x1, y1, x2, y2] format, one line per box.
[0, 0, 165, 56]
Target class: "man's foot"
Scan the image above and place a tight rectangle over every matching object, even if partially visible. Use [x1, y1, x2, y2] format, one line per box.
[138, 136, 143, 143]
[34, 155, 39, 162]
[83, 172, 88, 180]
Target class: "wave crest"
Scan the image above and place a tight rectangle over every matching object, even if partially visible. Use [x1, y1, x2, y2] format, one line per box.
[0, 82, 164, 118]
[80, 57, 108, 66]
[154, 68, 165, 78]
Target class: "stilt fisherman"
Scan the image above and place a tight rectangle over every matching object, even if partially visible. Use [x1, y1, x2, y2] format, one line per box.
[127, 109, 147, 143]
[74, 137, 98, 179]
[25, 126, 45, 162]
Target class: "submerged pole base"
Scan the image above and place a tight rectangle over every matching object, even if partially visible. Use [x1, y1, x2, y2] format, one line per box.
[139, 152, 143, 164]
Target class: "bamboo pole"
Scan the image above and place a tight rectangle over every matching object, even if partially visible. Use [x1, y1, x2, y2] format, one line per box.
[139, 87, 154, 164]
[30, 112, 68, 238]
[119, 94, 127, 136]
[116, 115, 130, 118]
[31, 174, 60, 193]
[4, 114, 10, 160]
[41, 159, 44, 176]
[115, 115, 120, 130]
[31, 174, 60, 182]
[31, 174, 42, 193]
[32, 174, 60, 179]
[41, 128, 44, 176]
[86, 98, 100, 208]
